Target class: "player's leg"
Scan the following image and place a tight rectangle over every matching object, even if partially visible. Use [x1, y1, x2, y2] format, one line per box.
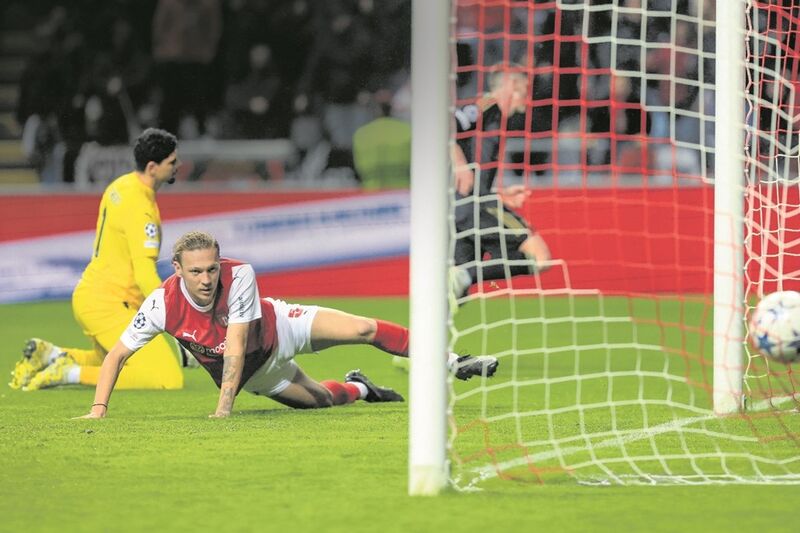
[266, 367, 403, 408]
[450, 233, 477, 303]
[267, 298, 495, 382]
[69, 284, 115, 365]
[309, 307, 410, 357]
[26, 296, 183, 390]
[9, 337, 100, 389]
[9, 293, 104, 389]
[76, 291, 183, 389]
[75, 292, 183, 389]
[249, 299, 348, 407]
[268, 366, 345, 409]
[309, 306, 496, 380]
[243, 350, 400, 408]
[269, 298, 407, 356]
[478, 203, 550, 280]
[80, 329, 183, 390]
[449, 201, 536, 294]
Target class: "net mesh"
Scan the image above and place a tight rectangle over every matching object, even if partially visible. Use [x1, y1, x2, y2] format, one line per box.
[448, 0, 800, 489]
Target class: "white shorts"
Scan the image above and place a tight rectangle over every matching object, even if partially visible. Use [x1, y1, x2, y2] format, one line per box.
[242, 298, 319, 397]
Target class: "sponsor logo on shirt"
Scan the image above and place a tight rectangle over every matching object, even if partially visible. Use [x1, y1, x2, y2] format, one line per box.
[184, 340, 227, 359]
[181, 329, 198, 341]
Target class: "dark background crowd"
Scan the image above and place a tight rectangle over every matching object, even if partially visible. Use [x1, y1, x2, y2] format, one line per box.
[4, 0, 797, 186]
[8, 0, 411, 184]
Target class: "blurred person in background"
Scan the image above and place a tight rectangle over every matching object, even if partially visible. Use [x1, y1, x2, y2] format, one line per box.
[16, 6, 72, 183]
[294, 0, 374, 176]
[10, 128, 185, 392]
[352, 89, 410, 189]
[449, 66, 552, 305]
[152, 0, 222, 138]
[586, 73, 652, 171]
[222, 43, 285, 139]
[83, 17, 154, 145]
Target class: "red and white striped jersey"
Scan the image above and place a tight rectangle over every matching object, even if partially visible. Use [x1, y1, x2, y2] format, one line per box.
[121, 258, 277, 390]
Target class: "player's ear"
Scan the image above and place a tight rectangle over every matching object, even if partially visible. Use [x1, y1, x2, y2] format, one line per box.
[172, 260, 182, 277]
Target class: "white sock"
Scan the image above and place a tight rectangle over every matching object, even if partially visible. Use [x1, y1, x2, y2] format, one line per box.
[66, 365, 81, 385]
[351, 382, 369, 399]
[447, 352, 461, 371]
[459, 267, 472, 285]
[47, 345, 64, 365]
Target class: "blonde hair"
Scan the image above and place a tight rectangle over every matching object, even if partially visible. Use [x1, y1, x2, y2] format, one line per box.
[488, 67, 527, 92]
[172, 231, 220, 264]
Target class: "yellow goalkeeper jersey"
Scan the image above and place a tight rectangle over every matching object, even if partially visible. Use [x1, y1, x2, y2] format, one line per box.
[79, 172, 162, 305]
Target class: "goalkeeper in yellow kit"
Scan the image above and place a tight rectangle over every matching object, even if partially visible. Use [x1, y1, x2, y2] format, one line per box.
[10, 128, 184, 391]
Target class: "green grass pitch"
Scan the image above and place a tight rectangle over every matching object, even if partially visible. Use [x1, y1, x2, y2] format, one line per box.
[1, 298, 798, 533]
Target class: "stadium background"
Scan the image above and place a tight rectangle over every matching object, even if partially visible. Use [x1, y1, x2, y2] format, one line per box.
[1, 1, 798, 531]
[0, 0, 758, 304]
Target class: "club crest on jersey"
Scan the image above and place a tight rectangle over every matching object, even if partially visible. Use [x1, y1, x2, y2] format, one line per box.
[216, 314, 229, 327]
[133, 312, 147, 329]
[144, 222, 159, 239]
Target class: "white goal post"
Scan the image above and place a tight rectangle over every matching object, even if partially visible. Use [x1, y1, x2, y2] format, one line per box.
[712, 0, 746, 414]
[408, 0, 450, 495]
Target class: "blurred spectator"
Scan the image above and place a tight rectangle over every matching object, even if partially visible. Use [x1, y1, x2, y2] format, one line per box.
[358, 0, 410, 90]
[152, 0, 222, 138]
[295, 1, 374, 173]
[352, 90, 410, 189]
[587, 74, 652, 170]
[222, 44, 285, 139]
[84, 17, 154, 145]
[390, 75, 411, 122]
[9, 0, 736, 187]
[16, 7, 71, 183]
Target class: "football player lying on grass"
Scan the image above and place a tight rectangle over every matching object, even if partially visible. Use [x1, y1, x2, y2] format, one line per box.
[76, 231, 498, 418]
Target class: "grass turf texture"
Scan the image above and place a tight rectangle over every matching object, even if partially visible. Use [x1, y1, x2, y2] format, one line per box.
[1, 298, 798, 533]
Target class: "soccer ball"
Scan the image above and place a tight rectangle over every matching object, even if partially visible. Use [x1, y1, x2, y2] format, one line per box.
[749, 291, 800, 364]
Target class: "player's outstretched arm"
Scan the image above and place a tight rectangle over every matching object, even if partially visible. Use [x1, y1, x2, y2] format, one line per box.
[210, 322, 249, 418]
[73, 341, 135, 419]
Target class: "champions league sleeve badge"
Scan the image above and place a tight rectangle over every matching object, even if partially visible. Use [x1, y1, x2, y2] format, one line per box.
[144, 222, 159, 239]
[133, 312, 147, 329]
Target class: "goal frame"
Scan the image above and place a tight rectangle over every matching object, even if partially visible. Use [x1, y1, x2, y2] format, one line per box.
[408, 0, 450, 495]
[408, 0, 753, 494]
[712, 0, 746, 414]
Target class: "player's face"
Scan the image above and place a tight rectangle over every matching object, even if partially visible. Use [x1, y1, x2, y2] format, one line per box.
[509, 76, 528, 114]
[153, 151, 180, 186]
[174, 248, 221, 306]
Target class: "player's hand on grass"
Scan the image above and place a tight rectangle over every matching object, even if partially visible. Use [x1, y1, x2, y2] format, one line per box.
[209, 410, 230, 418]
[72, 411, 105, 420]
[72, 403, 107, 419]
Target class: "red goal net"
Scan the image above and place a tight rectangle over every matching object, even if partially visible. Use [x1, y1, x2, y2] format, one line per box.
[449, 0, 800, 488]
